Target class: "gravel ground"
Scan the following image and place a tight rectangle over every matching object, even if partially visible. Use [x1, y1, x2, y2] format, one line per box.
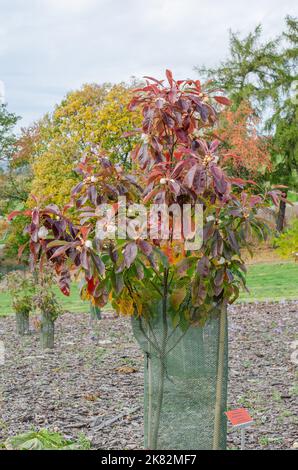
[0, 301, 297, 450]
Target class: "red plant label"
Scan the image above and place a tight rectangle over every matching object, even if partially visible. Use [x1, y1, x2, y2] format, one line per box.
[225, 408, 253, 427]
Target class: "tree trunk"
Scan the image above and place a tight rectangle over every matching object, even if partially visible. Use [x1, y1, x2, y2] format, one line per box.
[133, 305, 228, 450]
[150, 269, 169, 450]
[151, 352, 166, 449]
[40, 312, 55, 349]
[276, 193, 287, 232]
[16, 311, 30, 336]
[147, 329, 153, 449]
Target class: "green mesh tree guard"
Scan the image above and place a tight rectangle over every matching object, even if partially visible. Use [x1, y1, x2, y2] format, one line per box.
[132, 306, 228, 450]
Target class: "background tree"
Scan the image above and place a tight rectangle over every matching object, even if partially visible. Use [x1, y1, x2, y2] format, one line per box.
[0, 125, 38, 260]
[29, 83, 141, 207]
[0, 103, 24, 264]
[0, 103, 22, 214]
[217, 100, 271, 178]
[196, 15, 298, 230]
[3, 82, 142, 259]
[0, 103, 19, 162]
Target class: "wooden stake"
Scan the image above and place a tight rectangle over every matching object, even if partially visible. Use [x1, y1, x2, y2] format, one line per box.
[147, 325, 153, 448]
[212, 304, 227, 450]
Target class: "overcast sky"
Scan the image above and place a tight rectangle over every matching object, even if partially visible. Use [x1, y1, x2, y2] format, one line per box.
[1, 0, 297, 129]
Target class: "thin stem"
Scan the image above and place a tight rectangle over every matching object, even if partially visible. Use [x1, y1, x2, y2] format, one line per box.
[147, 315, 160, 350]
[151, 268, 169, 449]
[138, 317, 161, 355]
[149, 280, 163, 297]
[164, 322, 179, 343]
[165, 325, 190, 356]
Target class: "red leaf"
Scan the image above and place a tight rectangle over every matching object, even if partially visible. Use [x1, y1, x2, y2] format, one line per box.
[80, 249, 90, 270]
[80, 226, 90, 241]
[162, 111, 175, 128]
[131, 143, 141, 162]
[197, 256, 210, 277]
[143, 187, 159, 204]
[184, 165, 197, 188]
[214, 96, 231, 106]
[124, 242, 138, 268]
[143, 107, 155, 133]
[210, 165, 228, 195]
[249, 195, 263, 207]
[87, 277, 96, 295]
[210, 140, 220, 153]
[32, 209, 39, 225]
[61, 285, 70, 296]
[166, 69, 173, 86]
[175, 128, 188, 143]
[172, 159, 188, 178]
[169, 180, 180, 196]
[168, 87, 177, 104]
[8, 210, 31, 221]
[229, 177, 247, 187]
[138, 239, 153, 256]
[195, 80, 201, 91]
[143, 76, 164, 85]
[18, 243, 28, 259]
[50, 245, 69, 259]
[92, 254, 105, 277]
[268, 190, 280, 207]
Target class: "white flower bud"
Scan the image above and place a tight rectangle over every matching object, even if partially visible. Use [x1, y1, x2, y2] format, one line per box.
[160, 178, 167, 185]
[85, 240, 93, 249]
[38, 227, 48, 239]
[141, 134, 149, 144]
[106, 224, 116, 233]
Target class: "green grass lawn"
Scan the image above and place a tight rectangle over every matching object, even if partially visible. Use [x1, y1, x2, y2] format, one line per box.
[239, 262, 298, 302]
[0, 262, 297, 316]
[287, 191, 298, 203]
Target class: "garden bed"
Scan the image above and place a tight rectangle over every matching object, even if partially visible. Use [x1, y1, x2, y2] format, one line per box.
[0, 301, 297, 450]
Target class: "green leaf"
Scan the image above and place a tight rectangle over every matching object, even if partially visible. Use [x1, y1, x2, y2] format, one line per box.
[46, 240, 68, 248]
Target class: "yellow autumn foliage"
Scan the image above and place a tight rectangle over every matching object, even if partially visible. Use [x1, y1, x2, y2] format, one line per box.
[29, 83, 141, 207]
[112, 287, 144, 317]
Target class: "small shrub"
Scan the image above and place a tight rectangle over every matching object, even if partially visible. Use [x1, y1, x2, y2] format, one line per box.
[0, 271, 35, 335]
[33, 267, 63, 349]
[3, 429, 91, 450]
[275, 218, 298, 260]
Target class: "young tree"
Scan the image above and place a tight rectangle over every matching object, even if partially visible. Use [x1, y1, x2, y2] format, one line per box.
[10, 71, 280, 449]
[33, 267, 62, 349]
[0, 271, 35, 335]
